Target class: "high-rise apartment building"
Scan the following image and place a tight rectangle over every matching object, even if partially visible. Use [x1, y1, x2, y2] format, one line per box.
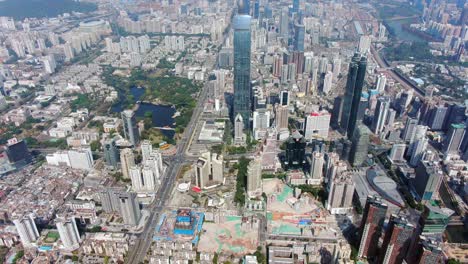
[358, 196, 388, 259]
[141, 140, 153, 161]
[327, 171, 355, 214]
[379, 215, 415, 264]
[275, 105, 289, 131]
[340, 53, 367, 137]
[233, 15, 252, 128]
[118, 192, 141, 226]
[99, 188, 124, 213]
[120, 148, 135, 179]
[121, 110, 140, 146]
[247, 156, 262, 198]
[56, 216, 81, 250]
[415, 237, 444, 264]
[13, 214, 40, 247]
[308, 151, 324, 184]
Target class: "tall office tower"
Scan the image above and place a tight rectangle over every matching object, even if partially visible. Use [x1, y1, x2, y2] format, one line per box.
[304, 111, 331, 140]
[120, 148, 135, 179]
[410, 137, 428, 166]
[415, 237, 444, 264]
[234, 113, 245, 144]
[13, 214, 40, 247]
[292, 0, 300, 13]
[253, 0, 259, 18]
[358, 196, 388, 259]
[247, 156, 262, 198]
[443, 123, 466, 154]
[402, 118, 418, 142]
[280, 90, 289, 106]
[327, 171, 355, 214]
[6, 139, 32, 165]
[195, 152, 224, 189]
[118, 192, 141, 226]
[340, 53, 367, 138]
[233, 15, 252, 128]
[238, 0, 250, 15]
[322, 71, 333, 94]
[408, 125, 428, 155]
[357, 95, 368, 123]
[389, 143, 406, 162]
[379, 215, 415, 264]
[275, 105, 289, 130]
[141, 140, 153, 161]
[426, 105, 448, 131]
[293, 23, 305, 51]
[279, 7, 289, 40]
[56, 216, 81, 250]
[372, 97, 391, 135]
[349, 124, 370, 167]
[358, 35, 371, 54]
[121, 110, 140, 146]
[331, 97, 343, 128]
[284, 130, 306, 169]
[129, 166, 144, 191]
[413, 160, 443, 201]
[376, 74, 387, 92]
[103, 137, 119, 168]
[308, 151, 324, 184]
[445, 103, 466, 130]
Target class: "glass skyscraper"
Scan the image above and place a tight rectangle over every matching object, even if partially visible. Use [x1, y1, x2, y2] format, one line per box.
[340, 53, 367, 138]
[293, 23, 305, 51]
[233, 15, 252, 128]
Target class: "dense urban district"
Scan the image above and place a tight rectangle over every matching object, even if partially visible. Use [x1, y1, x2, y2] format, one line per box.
[0, 0, 467, 263]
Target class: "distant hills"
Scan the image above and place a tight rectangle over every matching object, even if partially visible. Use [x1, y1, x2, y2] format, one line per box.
[0, 0, 97, 20]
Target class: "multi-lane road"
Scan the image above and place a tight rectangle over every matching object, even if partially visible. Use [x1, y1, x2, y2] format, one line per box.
[125, 77, 211, 264]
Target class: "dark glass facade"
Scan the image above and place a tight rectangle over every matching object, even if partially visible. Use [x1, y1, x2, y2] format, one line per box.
[233, 15, 252, 128]
[340, 53, 367, 138]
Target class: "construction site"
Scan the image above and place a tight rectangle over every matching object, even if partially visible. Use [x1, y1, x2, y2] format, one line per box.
[153, 208, 205, 244]
[198, 214, 260, 256]
[263, 178, 343, 240]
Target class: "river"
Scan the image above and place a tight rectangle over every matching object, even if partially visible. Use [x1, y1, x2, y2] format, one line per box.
[111, 87, 176, 138]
